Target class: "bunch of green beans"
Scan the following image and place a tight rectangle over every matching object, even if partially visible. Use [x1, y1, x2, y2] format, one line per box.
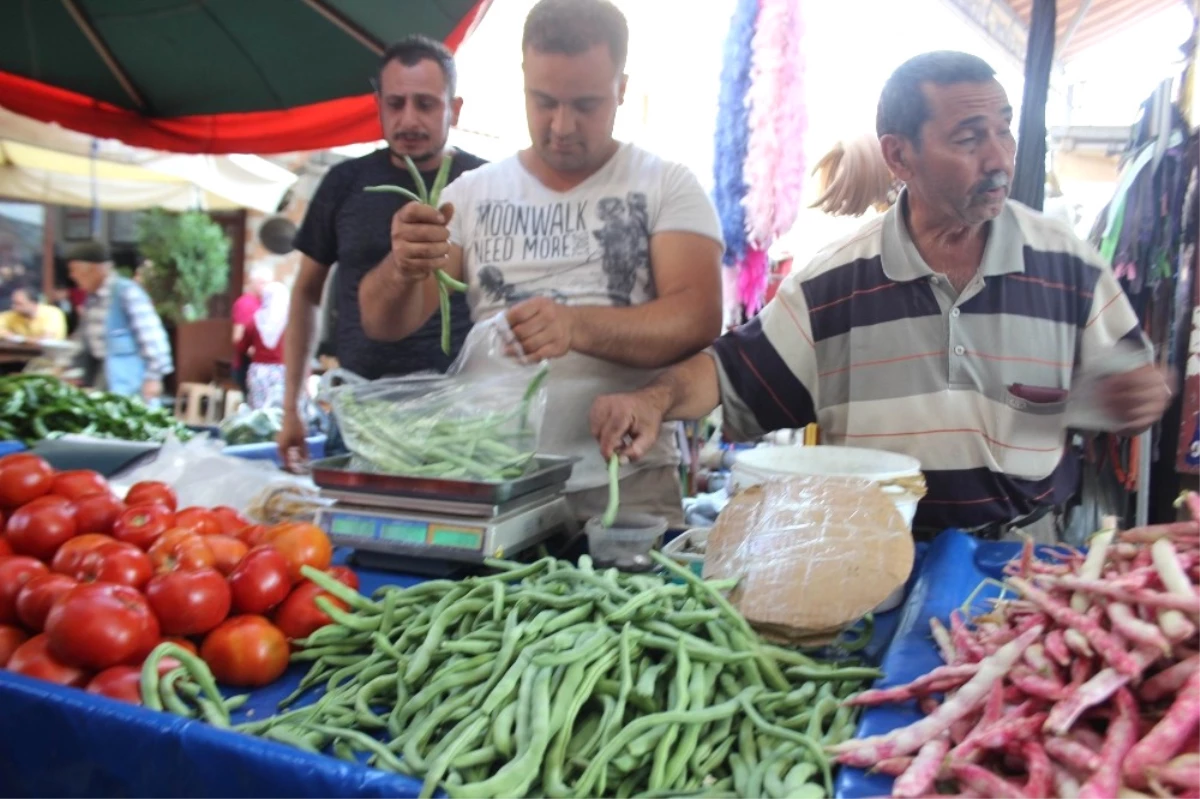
[365, 154, 464, 355]
[139, 642, 248, 726]
[223, 553, 879, 799]
[334, 364, 550, 480]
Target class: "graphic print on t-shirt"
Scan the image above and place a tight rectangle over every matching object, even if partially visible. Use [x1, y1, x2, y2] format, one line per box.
[471, 192, 650, 308]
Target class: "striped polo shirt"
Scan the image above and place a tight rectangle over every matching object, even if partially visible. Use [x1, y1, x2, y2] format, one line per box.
[710, 196, 1148, 532]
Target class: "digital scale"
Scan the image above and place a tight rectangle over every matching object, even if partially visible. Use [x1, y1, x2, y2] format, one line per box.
[311, 454, 578, 575]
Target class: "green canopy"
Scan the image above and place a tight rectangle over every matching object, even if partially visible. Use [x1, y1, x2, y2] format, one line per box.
[0, 0, 488, 153]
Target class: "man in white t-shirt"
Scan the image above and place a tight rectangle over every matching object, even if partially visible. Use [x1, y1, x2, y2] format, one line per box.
[360, 0, 724, 525]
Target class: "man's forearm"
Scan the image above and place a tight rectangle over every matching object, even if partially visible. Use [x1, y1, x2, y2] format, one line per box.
[571, 290, 721, 369]
[283, 294, 319, 413]
[644, 351, 722, 421]
[358, 257, 438, 341]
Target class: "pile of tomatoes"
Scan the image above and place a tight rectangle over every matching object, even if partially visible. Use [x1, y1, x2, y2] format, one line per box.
[0, 452, 354, 704]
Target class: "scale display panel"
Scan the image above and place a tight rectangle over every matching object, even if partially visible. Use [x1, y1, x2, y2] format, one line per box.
[322, 508, 485, 553]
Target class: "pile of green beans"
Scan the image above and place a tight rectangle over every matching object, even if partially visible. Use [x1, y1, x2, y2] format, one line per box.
[226, 553, 878, 799]
[334, 364, 549, 481]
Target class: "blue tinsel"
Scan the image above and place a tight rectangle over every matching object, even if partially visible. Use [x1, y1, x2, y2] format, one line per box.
[712, 0, 758, 267]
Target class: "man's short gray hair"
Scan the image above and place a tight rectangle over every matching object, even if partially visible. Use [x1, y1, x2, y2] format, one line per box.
[876, 51, 998, 147]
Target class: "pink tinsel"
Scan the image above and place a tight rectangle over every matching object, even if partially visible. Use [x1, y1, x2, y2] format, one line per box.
[742, 0, 807, 249]
[737, 247, 770, 316]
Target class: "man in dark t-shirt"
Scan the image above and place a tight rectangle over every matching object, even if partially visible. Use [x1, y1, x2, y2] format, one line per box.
[278, 34, 486, 468]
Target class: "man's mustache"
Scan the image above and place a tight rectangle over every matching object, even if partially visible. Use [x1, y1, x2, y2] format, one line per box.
[973, 172, 1010, 194]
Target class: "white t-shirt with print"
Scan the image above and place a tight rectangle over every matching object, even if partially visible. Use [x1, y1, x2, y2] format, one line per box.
[441, 142, 724, 491]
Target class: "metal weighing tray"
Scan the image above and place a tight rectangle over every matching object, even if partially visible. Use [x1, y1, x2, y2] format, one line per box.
[310, 454, 577, 504]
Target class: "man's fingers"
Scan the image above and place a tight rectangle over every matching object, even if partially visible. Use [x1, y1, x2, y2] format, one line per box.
[509, 313, 548, 341]
[623, 428, 656, 461]
[512, 324, 552, 354]
[506, 301, 539, 327]
[399, 202, 447, 224]
[597, 408, 634, 460]
[393, 220, 451, 242]
[438, 203, 455, 226]
[398, 242, 450, 260]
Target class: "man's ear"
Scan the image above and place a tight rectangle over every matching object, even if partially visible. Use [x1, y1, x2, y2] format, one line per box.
[617, 74, 628, 106]
[880, 134, 916, 183]
[449, 96, 464, 128]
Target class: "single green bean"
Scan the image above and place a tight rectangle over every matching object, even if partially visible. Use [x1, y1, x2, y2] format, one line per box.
[420, 716, 487, 799]
[601, 453, 620, 527]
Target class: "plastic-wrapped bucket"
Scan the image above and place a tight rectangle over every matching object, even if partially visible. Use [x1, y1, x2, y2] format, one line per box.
[731, 445, 923, 527]
[730, 445, 923, 613]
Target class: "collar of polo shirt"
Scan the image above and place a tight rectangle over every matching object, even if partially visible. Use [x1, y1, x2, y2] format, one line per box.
[880, 189, 1027, 284]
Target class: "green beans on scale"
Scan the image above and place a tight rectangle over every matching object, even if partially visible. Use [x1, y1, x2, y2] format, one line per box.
[365, 154, 463, 355]
[199, 554, 880, 799]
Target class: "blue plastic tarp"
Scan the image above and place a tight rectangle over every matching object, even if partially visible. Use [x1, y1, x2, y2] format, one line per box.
[835, 530, 1027, 798]
[0, 556, 425, 798]
[0, 540, 926, 797]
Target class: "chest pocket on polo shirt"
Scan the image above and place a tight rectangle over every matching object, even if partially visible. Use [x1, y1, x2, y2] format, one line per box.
[987, 384, 1069, 479]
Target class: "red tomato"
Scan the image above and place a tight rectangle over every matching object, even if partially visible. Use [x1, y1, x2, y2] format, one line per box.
[51, 470, 109, 501]
[0, 624, 29, 666]
[112, 505, 174, 551]
[73, 493, 126, 536]
[210, 506, 249, 536]
[174, 507, 221, 537]
[45, 583, 160, 670]
[50, 533, 115, 575]
[148, 529, 215, 573]
[145, 568, 231, 637]
[123, 481, 177, 512]
[200, 615, 289, 687]
[7, 633, 89, 686]
[5, 496, 77, 561]
[0, 535, 11, 559]
[327, 565, 360, 592]
[228, 546, 291, 615]
[0, 453, 54, 509]
[162, 636, 199, 656]
[15, 573, 77, 631]
[85, 664, 144, 704]
[74, 541, 153, 589]
[205, 534, 248, 575]
[272, 581, 347, 641]
[0, 556, 49, 624]
[260, 523, 332, 583]
[235, 524, 267, 547]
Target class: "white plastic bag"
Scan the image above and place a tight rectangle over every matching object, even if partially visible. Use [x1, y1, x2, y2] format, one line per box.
[109, 434, 315, 517]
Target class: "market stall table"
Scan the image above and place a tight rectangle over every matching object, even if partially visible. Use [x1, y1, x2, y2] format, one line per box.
[0, 541, 926, 798]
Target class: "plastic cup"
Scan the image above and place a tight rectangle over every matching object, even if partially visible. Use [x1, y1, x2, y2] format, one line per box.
[585, 512, 668, 572]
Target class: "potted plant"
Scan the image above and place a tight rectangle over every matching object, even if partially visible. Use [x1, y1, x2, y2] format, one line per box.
[136, 210, 232, 389]
[137, 209, 230, 323]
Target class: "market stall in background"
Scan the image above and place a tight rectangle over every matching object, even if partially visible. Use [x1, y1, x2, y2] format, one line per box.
[0, 0, 1197, 797]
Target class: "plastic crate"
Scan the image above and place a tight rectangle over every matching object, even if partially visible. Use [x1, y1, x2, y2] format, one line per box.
[0, 441, 27, 457]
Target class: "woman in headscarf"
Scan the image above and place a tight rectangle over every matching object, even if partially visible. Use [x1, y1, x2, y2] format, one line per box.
[237, 281, 289, 409]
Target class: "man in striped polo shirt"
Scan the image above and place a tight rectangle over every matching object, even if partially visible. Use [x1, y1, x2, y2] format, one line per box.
[590, 51, 1175, 541]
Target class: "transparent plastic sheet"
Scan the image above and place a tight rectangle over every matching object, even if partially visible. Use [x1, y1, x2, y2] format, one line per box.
[701, 475, 915, 644]
[322, 315, 550, 481]
[108, 434, 318, 520]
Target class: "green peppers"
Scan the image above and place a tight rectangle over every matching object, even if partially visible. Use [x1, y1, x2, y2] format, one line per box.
[0, 374, 192, 445]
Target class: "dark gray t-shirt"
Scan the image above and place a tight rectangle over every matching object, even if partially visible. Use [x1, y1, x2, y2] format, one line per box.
[293, 147, 486, 380]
